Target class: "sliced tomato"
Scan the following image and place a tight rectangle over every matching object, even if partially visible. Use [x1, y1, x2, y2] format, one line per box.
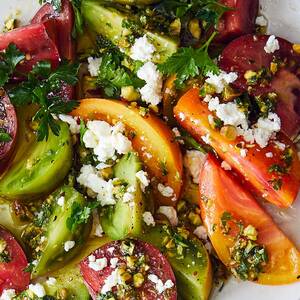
[219, 34, 300, 138]
[0, 227, 30, 293]
[174, 88, 300, 207]
[80, 239, 177, 300]
[199, 155, 300, 284]
[216, 0, 259, 42]
[0, 93, 17, 173]
[71, 99, 183, 205]
[0, 23, 60, 73]
[31, 0, 75, 60]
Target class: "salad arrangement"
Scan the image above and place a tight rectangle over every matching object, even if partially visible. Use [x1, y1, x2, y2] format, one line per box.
[0, 0, 299, 299]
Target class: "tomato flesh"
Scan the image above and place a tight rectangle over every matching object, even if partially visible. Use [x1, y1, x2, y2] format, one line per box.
[80, 240, 177, 300]
[217, 0, 259, 42]
[0, 227, 30, 293]
[199, 155, 300, 284]
[0, 23, 60, 73]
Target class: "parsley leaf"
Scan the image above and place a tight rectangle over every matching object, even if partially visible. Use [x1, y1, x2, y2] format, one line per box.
[0, 43, 25, 87]
[39, 0, 61, 12]
[97, 52, 144, 98]
[0, 128, 12, 143]
[158, 32, 219, 87]
[8, 60, 80, 141]
[66, 201, 100, 232]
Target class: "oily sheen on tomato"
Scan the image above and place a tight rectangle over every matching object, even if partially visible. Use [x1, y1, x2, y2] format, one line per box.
[71, 99, 183, 205]
[0, 93, 17, 173]
[80, 239, 177, 300]
[0, 227, 30, 293]
[217, 0, 259, 43]
[219, 34, 300, 138]
[31, 0, 75, 60]
[199, 155, 300, 285]
[174, 88, 300, 208]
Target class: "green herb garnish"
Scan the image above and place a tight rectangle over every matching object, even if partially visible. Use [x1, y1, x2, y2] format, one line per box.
[0, 128, 11, 143]
[39, 0, 61, 11]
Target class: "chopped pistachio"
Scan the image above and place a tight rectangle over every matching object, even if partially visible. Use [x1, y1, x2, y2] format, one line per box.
[133, 273, 144, 288]
[121, 86, 140, 102]
[189, 19, 201, 39]
[243, 225, 258, 241]
[220, 125, 237, 141]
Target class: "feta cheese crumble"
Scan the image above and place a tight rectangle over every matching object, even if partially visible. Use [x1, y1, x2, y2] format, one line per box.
[130, 35, 156, 62]
[205, 71, 238, 93]
[184, 150, 206, 184]
[0, 289, 16, 300]
[136, 170, 150, 191]
[157, 183, 174, 198]
[83, 121, 132, 163]
[255, 15, 268, 27]
[29, 283, 46, 298]
[46, 277, 57, 286]
[58, 114, 80, 135]
[87, 57, 102, 77]
[265, 152, 273, 158]
[110, 258, 119, 268]
[264, 35, 280, 54]
[101, 268, 123, 294]
[143, 211, 156, 227]
[57, 196, 65, 207]
[193, 225, 208, 240]
[221, 161, 232, 171]
[148, 274, 174, 294]
[88, 257, 108, 271]
[137, 62, 163, 106]
[64, 240, 75, 252]
[157, 206, 178, 226]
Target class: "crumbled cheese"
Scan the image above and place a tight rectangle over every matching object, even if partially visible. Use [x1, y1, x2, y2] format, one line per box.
[29, 283, 46, 298]
[193, 226, 208, 240]
[264, 35, 280, 54]
[137, 62, 163, 106]
[208, 96, 220, 112]
[265, 152, 273, 158]
[101, 268, 123, 294]
[274, 140, 286, 151]
[157, 206, 178, 226]
[178, 112, 186, 121]
[143, 211, 156, 227]
[89, 257, 108, 271]
[123, 186, 135, 203]
[205, 71, 238, 93]
[57, 196, 65, 207]
[183, 150, 206, 184]
[64, 240, 75, 252]
[0, 289, 16, 300]
[46, 277, 57, 286]
[130, 35, 156, 62]
[148, 274, 174, 294]
[136, 170, 150, 191]
[77, 164, 115, 206]
[87, 57, 102, 77]
[110, 258, 119, 268]
[95, 224, 104, 237]
[83, 121, 132, 163]
[255, 15, 268, 27]
[107, 247, 115, 254]
[240, 148, 248, 158]
[201, 133, 211, 145]
[58, 114, 80, 135]
[221, 161, 232, 171]
[157, 184, 174, 198]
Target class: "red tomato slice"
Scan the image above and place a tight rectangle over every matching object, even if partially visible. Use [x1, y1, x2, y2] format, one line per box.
[31, 0, 75, 60]
[80, 240, 177, 300]
[0, 227, 30, 293]
[0, 93, 17, 173]
[216, 0, 259, 42]
[219, 34, 300, 138]
[199, 155, 300, 284]
[174, 88, 300, 208]
[0, 23, 60, 73]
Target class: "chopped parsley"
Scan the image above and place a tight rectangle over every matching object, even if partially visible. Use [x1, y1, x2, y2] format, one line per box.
[269, 178, 282, 191]
[0, 43, 25, 87]
[0, 128, 11, 143]
[158, 32, 219, 88]
[8, 59, 80, 141]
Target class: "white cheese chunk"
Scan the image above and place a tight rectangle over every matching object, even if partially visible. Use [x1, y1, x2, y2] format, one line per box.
[29, 283, 46, 298]
[64, 240, 75, 252]
[157, 206, 178, 226]
[264, 35, 280, 54]
[130, 35, 156, 62]
[87, 57, 102, 77]
[143, 211, 156, 227]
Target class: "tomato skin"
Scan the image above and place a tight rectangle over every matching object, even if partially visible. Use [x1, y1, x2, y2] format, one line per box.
[71, 99, 183, 205]
[199, 155, 300, 285]
[0, 94, 17, 173]
[31, 0, 75, 60]
[216, 0, 259, 43]
[219, 34, 300, 138]
[80, 240, 177, 300]
[0, 227, 30, 293]
[0, 23, 60, 73]
[174, 88, 300, 207]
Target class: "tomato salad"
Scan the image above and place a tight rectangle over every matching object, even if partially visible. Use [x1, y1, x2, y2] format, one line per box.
[0, 0, 300, 299]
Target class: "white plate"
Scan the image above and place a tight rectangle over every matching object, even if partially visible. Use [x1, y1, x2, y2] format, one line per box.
[0, 1, 300, 299]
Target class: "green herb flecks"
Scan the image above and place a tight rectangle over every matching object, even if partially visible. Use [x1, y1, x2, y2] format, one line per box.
[8, 59, 80, 141]
[0, 128, 11, 143]
[0, 43, 25, 87]
[39, 0, 61, 11]
[269, 178, 282, 191]
[158, 32, 219, 88]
